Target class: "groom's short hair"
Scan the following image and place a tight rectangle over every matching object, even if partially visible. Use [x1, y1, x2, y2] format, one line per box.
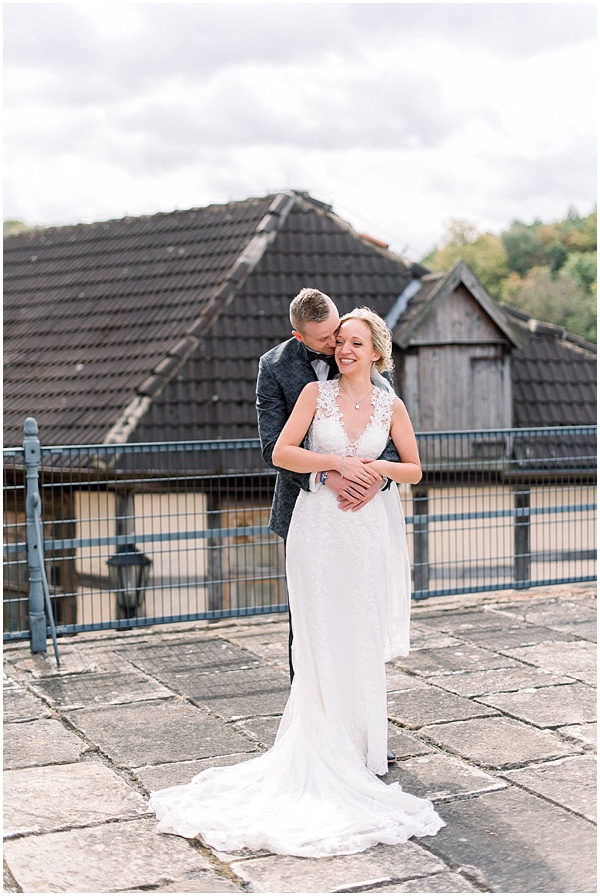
[289, 288, 335, 332]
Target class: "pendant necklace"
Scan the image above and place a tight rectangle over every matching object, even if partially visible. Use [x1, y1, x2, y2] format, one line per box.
[340, 384, 373, 410]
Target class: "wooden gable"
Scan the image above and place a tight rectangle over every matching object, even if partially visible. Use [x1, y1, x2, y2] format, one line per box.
[394, 261, 522, 432]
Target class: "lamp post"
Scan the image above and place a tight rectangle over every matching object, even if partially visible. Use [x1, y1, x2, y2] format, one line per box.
[108, 542, 152, 621]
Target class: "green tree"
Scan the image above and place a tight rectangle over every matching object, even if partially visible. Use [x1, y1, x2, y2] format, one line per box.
[558, 207, 597, 252]
[562, 250, 597, 293]
[423, 220, 508, 297]
[3, 219, 29, 236]
[501, 221, 544, 275]
[422, 208, 596, 343]
[545, 241, 568, 272]
[500, 265, 596, 343]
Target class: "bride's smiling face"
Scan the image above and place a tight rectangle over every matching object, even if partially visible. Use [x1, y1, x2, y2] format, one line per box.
[335, 319, 380, 374]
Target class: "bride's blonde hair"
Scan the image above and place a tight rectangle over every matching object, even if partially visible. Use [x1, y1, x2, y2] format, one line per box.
[338, 307, 394, 374]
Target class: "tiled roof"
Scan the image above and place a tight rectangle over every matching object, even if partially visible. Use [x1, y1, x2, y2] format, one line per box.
[134, 195, 418, 443]
[4, 196, 278, 446]
[504, 306, 597, 427]
[4, 192, 418, 447]
[4, 195, 595, 449]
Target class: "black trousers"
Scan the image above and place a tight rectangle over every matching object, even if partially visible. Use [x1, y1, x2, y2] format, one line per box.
[284, 539, 294, 683]
[288, 607, 294, 683]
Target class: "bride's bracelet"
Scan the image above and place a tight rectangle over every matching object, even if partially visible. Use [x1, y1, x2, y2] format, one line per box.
[341, 456, 346, 478]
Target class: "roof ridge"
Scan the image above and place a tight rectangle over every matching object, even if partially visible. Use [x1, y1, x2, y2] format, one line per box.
[292, 191, 417, 270]
[102, 192, 297, 445]
[502, 302, 597, 355]
[3, 194, 284, 242]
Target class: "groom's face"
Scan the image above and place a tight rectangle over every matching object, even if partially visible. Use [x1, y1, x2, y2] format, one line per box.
[293, 309, 340, 356]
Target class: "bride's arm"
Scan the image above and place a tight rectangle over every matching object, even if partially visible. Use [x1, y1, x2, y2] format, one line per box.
[365, 398, 422, 484]
[272, 383, 341, 474]
[272, 384, 378, 484]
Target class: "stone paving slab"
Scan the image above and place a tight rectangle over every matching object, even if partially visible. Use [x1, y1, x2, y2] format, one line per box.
[223, 629, 291, 665]
[134, 752, 260, 793]
[7, 647, 132, 678]
[179, 665, 291, 720]
[3, 684, 53, 722]
[502, 754, 597, 822]
[426, 664, 575, 698]
[3, 718, 88, 769]
[386, 725, 436, 761]
[520, 598, 597, 628]
[455, 623, 577, 650]
[551, 619, 597, 641]
[403, 630, 461, 650]
[394, 643, 520, 677]
[382, 753, 505, 801]
[558, 721, 597, 748]
[367, 870, 479, 892]
[2, 817, 213, 893]
[419, 715, 581, 768]
[479, 594, 596, 623]
[387, 685, 495, 728]
[477, 681, 597, 728]
[223, 619, 290, 641]
[435, 617, 580, 653]
[227, 639, 289, 666]
[420, 785, 597, 893]
[414, 608, 511, 632]
[27, 669, 173, 710]
[232, 714, 282, 748]
[4, 760, 147, 836]
[385, 668, 429, 692]
[502, 639, 597, 685]
[116, 637, 262, 675]
[151, 872, 244, 892]
[229, 842, 446, 893]
[66, 699, 255, 767]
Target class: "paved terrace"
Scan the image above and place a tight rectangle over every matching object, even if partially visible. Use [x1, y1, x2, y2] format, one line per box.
[3, 584, 596, 894]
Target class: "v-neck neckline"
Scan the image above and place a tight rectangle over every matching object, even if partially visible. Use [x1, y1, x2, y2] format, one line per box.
[334, 381, 376, 452]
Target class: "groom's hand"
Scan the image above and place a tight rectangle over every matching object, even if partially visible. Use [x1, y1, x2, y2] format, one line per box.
[323, 470, 383, 512]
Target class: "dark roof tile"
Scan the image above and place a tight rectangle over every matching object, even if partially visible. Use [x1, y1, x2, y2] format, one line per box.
[509, 311, 596, 427]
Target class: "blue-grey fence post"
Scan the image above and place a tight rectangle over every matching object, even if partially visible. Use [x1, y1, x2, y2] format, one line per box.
[514, 484, 531, 587]
[23, 417, 46, 653]
[412, 483, 429, 596]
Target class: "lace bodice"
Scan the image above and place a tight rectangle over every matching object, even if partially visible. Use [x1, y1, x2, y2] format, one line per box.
[307, 379, 394, 458]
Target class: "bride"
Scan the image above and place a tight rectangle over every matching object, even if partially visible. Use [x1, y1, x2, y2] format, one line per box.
[149, 308, 444, 857]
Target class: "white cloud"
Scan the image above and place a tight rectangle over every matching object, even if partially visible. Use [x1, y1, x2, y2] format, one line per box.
[3, 2, 596, 257]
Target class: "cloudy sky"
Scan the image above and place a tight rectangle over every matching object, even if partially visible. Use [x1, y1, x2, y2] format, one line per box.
[3, 2, 597, 258]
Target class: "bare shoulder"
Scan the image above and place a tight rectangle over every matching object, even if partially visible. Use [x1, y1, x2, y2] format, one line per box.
[294, 381, 320, 411]
[391, 395, 411, 419]
[300, 381, 320, 399]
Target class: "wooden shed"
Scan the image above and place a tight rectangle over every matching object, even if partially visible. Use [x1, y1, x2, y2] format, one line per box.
[391, 260, 523, 433]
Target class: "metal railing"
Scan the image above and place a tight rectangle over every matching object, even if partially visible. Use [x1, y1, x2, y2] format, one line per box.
[3, 420, 596, 653]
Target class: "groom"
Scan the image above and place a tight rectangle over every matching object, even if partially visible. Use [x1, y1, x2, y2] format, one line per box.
[257, 287, 386, 539]
[256, 287, 400, 762]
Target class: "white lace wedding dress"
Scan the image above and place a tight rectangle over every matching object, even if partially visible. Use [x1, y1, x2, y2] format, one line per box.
[149, 381, 444, 856]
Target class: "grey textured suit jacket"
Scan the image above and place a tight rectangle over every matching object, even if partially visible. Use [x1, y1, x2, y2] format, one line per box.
[256, 337, 400, 539]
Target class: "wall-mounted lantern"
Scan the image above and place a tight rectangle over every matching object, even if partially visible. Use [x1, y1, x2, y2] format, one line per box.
[108, 542, 152, 620]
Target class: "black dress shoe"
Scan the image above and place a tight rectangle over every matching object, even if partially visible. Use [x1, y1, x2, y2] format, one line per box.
[387, 748, 396, 764]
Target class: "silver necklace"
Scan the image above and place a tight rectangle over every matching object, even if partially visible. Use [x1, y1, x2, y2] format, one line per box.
[340, 384, 373, 410]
